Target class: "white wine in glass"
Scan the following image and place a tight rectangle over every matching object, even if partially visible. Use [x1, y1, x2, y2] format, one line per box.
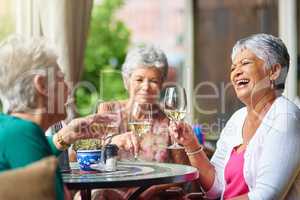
[128, 121, 151, 138]
[128, 102, 153, 160]
[163, 109, 186, 121]
[163, 86, 187, 149]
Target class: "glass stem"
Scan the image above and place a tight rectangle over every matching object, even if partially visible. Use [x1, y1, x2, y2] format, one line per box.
[172, 119, 179, 146]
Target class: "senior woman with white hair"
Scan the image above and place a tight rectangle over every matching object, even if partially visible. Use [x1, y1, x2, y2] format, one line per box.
[98, 44, 171, 162]
[87, 44, 190, 200]
[170, 33, 300, 200]
[0, 36, 113, 200]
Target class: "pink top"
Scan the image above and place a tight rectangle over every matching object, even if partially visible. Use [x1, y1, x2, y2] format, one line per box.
[223, 148, 249, 199]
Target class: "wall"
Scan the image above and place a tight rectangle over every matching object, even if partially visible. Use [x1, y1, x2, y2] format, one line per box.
[193, 0, 278, 133]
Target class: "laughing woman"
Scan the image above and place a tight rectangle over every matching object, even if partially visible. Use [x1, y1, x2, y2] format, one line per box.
[170, 33, 300, 200]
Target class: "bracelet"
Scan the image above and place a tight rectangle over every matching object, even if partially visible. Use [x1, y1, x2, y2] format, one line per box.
[55, 133, 71, 150]
[185, 146, 204, 156]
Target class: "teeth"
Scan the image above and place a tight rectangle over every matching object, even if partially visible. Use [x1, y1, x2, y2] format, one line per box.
[236, 79, 249, 84]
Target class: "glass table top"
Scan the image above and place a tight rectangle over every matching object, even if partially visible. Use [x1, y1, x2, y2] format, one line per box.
[62, 161, 199, 189]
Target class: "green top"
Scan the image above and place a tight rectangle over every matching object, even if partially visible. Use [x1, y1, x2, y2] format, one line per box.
[0, 114, 63, 200]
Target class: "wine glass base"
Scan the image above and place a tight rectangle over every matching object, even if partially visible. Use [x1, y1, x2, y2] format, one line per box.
[167, 143, 185, 149]
[133, 158, 144, 162]
[132, 155, 145, 162]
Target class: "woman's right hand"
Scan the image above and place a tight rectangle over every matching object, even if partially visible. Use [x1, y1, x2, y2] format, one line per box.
[57, 113, 116, 145]
[169, 121, 200, 151]
[110, 131, 140, 156]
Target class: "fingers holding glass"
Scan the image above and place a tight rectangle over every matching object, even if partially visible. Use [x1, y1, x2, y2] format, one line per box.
[109, 131, 139, 160]
[169, 121, 196, 147]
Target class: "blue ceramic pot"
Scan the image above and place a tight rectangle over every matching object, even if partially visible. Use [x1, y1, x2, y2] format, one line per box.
[76, 150, 101, 171]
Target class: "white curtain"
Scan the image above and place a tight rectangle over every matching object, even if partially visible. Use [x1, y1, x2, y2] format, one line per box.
[16, 0, 93, 84]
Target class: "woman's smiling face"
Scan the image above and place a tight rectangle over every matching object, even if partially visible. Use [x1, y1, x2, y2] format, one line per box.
[127, 66, 163, 104]
[230, 49, 271, 104]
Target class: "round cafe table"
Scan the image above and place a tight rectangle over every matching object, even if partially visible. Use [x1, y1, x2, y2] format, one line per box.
[62, 161, 199, 200]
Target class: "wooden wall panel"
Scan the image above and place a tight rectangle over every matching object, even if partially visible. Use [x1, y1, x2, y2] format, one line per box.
[193, 0, 278, 132]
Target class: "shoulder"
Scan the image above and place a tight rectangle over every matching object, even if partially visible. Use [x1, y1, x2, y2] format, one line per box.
[271, 96, 300, 116]
[0, 115, 47, 166]
[0, 114, 42, 133]
[267, 96, 300, 126]
[266, 97, 300, 134]
[0, 114, 43, 142]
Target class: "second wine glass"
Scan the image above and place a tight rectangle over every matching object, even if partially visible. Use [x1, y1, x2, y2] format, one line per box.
[128, 102, 152, 160]
[163, 86, 187, 149]
[96, 101, 122, 143]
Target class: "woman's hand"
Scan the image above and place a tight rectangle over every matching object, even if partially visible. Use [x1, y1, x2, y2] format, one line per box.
[110, 131, 140, 156]
[169, 121, 200, 152]
[56, 114, 116, 145]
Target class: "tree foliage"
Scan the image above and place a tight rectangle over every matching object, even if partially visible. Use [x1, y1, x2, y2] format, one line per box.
[76, 0, 130, 116]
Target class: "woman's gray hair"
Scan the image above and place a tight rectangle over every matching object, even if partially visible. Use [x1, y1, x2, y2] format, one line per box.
[122, 44, 168, 81]
[0, 35, 58, 113]
[231, 33, 290, 91]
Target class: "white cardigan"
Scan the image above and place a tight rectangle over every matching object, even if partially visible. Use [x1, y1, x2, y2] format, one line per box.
[206, 96, 300, 200]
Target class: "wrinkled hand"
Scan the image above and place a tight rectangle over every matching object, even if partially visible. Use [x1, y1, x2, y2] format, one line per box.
[110, 131, 140, 156]
[169, 121, 198, 148]
[57, 113, 116, 144]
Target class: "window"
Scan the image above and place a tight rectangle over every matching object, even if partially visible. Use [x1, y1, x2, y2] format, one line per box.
[78, 0, 188, 116]
[0, 0, 16, 112]
[0, 0, 16, 41]
[117, 0, 187, 85]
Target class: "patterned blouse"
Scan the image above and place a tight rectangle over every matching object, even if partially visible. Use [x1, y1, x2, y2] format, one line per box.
[98, 100, 171, 162]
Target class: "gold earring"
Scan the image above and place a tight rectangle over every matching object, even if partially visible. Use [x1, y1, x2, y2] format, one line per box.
[270, 80, 275, 89]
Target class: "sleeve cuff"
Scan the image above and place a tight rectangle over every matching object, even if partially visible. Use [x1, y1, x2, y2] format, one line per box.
[47, 135, 62, 156]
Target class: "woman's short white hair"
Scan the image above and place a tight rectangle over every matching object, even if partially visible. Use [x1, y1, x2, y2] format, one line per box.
[231, 33, 290, 91]
[0, 35, 58, 113]
[122, 44, 168, 81]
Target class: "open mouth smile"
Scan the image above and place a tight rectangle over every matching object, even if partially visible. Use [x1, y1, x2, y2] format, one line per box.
[235, 79, 250, 89]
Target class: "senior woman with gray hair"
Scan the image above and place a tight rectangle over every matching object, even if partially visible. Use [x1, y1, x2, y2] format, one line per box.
[170, 33, 300, 200]
[89, 44, 189, 200]
[98, 44, 171, 162]
[0, 36, 113, 200]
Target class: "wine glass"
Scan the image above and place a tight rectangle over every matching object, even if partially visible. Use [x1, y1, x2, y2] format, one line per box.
[128, 102, 152, 160]
[163, 86, 187, 149]
[94, 100, 122, 142]
[102, 103, 122, 143]
[76, 100, 121, 151]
